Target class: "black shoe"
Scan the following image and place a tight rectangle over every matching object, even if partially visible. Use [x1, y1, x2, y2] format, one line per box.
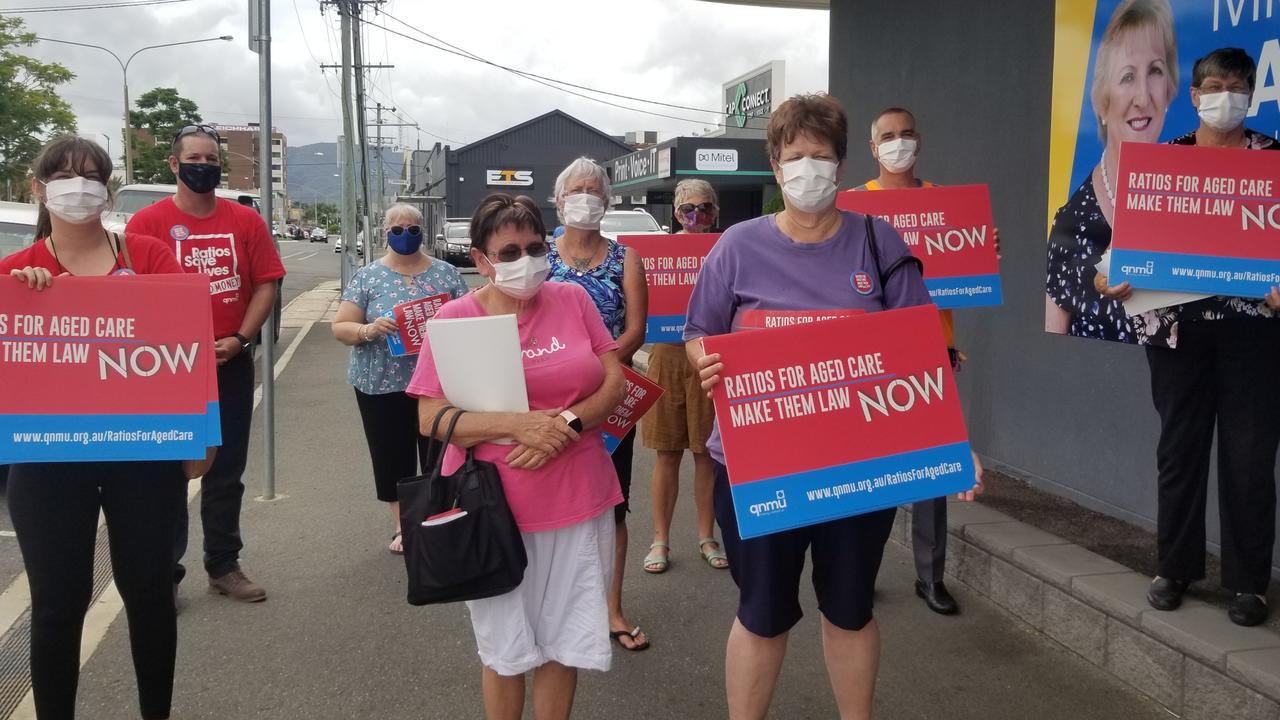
[915, 580, 959, 615]
[1146, 577, 1189, 611]
[1229, 594, 1268, 627]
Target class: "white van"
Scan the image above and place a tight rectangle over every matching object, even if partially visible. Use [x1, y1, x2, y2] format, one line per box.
[103, 184, 261, 235]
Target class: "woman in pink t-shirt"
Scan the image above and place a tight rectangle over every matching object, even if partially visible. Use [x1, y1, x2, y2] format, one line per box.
[406, 194, 625, 720]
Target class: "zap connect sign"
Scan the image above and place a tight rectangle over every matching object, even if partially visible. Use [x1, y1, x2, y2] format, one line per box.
[703, 304, 975, 538]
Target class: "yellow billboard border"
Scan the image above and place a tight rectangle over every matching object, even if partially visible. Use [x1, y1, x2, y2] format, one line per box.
[1047, 0, 1100, 231]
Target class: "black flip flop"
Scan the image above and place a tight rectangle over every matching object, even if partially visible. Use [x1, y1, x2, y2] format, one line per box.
[609, 626, 651, 652]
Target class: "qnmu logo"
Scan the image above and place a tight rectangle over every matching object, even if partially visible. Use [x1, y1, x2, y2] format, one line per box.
[486, 169, 534, 187]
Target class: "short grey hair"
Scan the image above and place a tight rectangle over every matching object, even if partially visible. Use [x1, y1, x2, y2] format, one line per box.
[383, 202, 423, 229]
[554, 157, 613, 209]
[674, 179, 718, 207]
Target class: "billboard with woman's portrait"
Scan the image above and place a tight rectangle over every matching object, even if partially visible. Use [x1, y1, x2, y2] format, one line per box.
[1045, 0, 1280, 341]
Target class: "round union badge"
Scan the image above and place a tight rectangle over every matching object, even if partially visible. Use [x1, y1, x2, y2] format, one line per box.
[170, 224, 190, 241]
[851, 270, 875, 295]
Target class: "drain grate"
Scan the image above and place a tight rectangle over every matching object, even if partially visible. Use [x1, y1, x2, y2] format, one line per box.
[0, 521, 118, 718]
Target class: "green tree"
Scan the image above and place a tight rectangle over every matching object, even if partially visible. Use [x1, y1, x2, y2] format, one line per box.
[0, 17, 76, 200]
[762, 189, 784, 215]
[128, 87, 201, 184]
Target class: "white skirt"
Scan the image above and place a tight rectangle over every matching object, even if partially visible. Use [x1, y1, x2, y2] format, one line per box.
[466, 509, 616, 676]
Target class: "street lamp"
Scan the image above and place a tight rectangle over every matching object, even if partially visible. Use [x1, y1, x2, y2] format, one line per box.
[36, 34, 234, 184]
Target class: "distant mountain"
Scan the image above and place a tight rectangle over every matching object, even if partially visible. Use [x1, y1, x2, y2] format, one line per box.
[286, 142, 402, 207]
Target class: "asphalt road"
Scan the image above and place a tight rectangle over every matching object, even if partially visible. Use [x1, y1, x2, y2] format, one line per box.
[64, 326, 1169, 719]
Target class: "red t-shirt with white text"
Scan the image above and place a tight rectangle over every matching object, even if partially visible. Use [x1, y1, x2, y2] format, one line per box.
[127, 197, 286, 338]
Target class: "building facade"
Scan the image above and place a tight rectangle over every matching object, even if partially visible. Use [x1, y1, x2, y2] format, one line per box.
[444, 110, 633, 229]
[212, 124, 287, 223]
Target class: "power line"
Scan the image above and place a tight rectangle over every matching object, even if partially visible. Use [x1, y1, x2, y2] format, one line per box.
[372, 10, 762, 130]
[363, 74, 463, 145]
[2, 0, 192, 12]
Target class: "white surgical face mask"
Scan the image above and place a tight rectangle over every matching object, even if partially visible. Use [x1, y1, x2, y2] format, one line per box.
[779, 157, 839, 214]
[487, 253, 550, 300]
[43, 177, 110, 224]
[562, 193, 606, 230]
[1197, 91, 1250, 132]
[876, 138, 918, 174]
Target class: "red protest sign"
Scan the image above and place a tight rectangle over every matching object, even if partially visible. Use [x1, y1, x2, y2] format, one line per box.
[619, 233, 719, 342]
[732, 308, 864, 332]
[0, 274, 211, 415]
[837, 185, 1001, 308]
[1109, 142, 1280, 297]
[387, 293, 451, 357]
[702, 305, 974, 537]
[602, 365, 665, 440]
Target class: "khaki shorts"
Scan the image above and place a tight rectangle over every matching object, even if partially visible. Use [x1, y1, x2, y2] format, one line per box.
[641, 343, 715, 453]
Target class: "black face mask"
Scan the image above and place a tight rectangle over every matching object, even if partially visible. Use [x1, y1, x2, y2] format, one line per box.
[178, 163, 222, 194]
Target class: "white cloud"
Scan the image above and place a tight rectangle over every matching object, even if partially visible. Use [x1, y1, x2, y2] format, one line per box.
[18, 0, 828, 154]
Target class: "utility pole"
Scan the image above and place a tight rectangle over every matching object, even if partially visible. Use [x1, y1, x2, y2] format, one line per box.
[366, 104, 415, 223]
[337, 0, 358, 290]
[250, 0, 278, 500]
[351, 2, 373, 269]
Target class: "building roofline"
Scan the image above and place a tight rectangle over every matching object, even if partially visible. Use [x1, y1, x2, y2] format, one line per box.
[453, 109, 632, 157]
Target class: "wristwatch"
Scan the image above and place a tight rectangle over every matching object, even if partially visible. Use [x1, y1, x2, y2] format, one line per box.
[233, 333, 252, 351]
[558, 410, 584, 433]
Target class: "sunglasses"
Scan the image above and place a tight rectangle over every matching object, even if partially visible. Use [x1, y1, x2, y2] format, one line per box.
[487, 241, 549, 263]
[389, 225, 421, 237]
[173, 124, 222, 144]
[677, 202, 717, 215]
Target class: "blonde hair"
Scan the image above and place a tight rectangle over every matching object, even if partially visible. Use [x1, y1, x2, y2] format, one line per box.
[382, 202, 422, 229]
[674, 179, 718, 208]
[1090, 0, 1179, 143]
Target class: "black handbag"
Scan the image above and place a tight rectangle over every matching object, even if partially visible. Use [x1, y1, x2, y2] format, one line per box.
[396, 407, 528, 606]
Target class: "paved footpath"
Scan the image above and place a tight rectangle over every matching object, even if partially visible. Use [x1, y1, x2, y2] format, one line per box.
[68, 317, 1169, 719]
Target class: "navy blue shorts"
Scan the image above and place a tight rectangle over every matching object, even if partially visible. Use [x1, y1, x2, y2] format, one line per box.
[713, 461, 896, 637]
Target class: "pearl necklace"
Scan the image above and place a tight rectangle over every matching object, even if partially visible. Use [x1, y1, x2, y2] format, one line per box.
[1099, 151, 1116, 206]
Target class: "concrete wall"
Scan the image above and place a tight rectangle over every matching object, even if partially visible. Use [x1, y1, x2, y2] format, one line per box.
[828, 0, 1275, 567]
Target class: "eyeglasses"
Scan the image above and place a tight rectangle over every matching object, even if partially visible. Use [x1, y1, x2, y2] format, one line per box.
[677, 203, 717, 215]
[487, 241, 549, 263]
[389, 225, 421, 237]
[173, 124, 221, 144]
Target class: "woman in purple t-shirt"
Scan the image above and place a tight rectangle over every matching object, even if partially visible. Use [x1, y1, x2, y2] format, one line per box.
[683, 93, 944, 719]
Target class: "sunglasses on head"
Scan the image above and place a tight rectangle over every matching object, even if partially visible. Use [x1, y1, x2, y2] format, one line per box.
[173, 124, 221, 144]
[488, 241, 549, 263]
[389, 225, 421, 237]
[678, 202, 717, 215]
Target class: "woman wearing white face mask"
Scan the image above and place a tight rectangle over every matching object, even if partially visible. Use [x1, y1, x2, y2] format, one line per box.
[1116, 48, 1280, 629]
[407, 193, 626, 720]
[0, 135, 191, 720]
[546, 157, 652, 652]
[684, 94, 966, 720]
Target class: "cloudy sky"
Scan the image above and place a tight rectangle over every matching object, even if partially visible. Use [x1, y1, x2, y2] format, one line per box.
[12, 0, 829, 157]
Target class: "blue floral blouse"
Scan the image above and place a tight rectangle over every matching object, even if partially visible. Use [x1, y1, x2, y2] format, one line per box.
[342, 259, 468, 394]
[547, 239, 627, 340]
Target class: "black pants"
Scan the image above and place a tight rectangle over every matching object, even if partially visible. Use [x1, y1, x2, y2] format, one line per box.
[1147, 319, 1280, 594]
[9, 461, 186, 720]
[176, 349, 255, 582]
[353, 388, 435, 502]
[911, 497, 948, 583]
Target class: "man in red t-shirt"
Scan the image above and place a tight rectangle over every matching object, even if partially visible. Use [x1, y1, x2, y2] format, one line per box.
[127, 125, 286, 603]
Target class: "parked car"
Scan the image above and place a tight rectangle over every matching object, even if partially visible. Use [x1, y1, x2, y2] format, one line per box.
[434, 222, 472, 265]
[310, 226, 328, 242]
[599, 209, 665, 241]
[0, 201, 38, 258]
[103, 184, 261, 235]
[333, 234, 363, 257]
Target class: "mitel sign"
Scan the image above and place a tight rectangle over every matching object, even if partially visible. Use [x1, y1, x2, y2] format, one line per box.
[696, 149, 738, 172]
[485, 169, 534, 187]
